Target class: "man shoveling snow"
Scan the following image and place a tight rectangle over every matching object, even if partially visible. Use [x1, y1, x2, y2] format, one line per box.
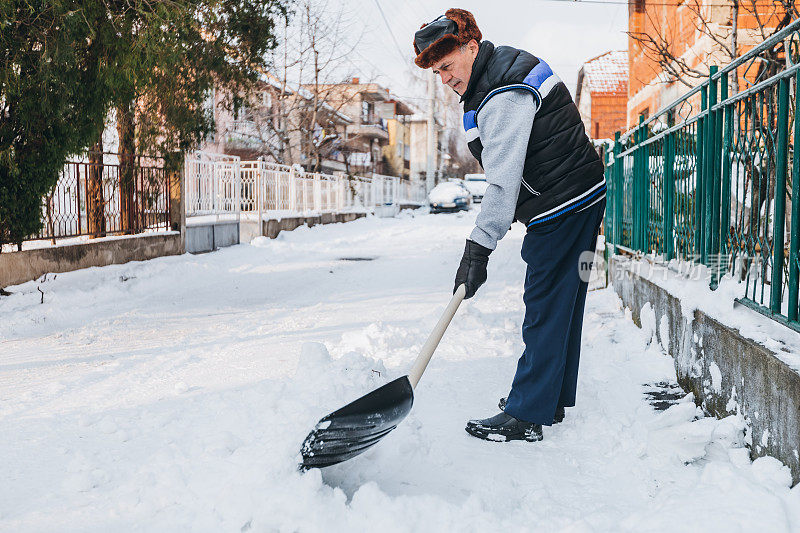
[413, 8, 606, 442]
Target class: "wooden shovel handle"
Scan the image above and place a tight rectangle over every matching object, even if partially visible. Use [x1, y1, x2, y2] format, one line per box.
[407, 284, 466, 389]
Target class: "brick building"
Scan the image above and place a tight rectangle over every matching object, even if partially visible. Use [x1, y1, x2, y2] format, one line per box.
[575, 50, 628, 140]
[628, 0, 789, 127]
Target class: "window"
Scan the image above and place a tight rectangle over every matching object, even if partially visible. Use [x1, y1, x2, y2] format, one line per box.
[362, 101, 374, 123]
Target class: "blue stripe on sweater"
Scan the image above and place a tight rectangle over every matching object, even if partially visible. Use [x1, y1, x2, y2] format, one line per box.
[463, 110, 477, 131]
[527, 184, 607, 227]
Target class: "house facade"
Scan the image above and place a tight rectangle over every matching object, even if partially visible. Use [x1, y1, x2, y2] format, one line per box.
[201, 72, 355, 174]
[311, 79, 414, 177]
[384, 115, 412, 180]
[628, 0, 789, 126]
[576, 50, 628, 141]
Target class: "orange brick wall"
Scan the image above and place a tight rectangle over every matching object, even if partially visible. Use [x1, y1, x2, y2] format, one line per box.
[590, 92, 628, 139]
[628, 0, 788, 128]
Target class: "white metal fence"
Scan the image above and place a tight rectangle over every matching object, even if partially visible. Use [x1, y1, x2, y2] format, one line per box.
[184, 153, 426, 218]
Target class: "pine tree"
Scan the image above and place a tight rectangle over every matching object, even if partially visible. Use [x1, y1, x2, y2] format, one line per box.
[0, 0, 286, 249]
[0, 2, 111, 249]
[112, 0, 287, 231]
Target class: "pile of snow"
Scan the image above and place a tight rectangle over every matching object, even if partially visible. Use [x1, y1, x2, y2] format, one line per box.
[1, 211, 798, 531]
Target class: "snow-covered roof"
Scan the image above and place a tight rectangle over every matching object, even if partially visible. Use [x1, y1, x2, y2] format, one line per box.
[258, 72, 294, 95]
[582, 51, 628, 94]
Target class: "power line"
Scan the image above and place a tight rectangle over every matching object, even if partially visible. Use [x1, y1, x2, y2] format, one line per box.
[535, 0, 743, 5]
[373, 0, 410, 65]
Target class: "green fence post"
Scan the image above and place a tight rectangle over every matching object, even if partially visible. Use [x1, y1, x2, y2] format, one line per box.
[696, 86, 707, 262]
[709, 66, 723, 289]
[634, 115, 648, 251]
[604, 153, 612, 288]
[771, 76, 790, 313]
[664, 130, 675, 260]
[614, 131, 623, 247]
[703, 70, 718, 268]
[610, 132, 618, 247]
[720, 71, 732, 273]
[633, 120, 641, 250]
[604, 155, 612, 241]
[788, 72, 800, 322]
[643, 119, 651, 252]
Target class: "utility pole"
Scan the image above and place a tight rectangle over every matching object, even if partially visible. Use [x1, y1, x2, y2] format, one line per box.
[426, 69, 436, 193]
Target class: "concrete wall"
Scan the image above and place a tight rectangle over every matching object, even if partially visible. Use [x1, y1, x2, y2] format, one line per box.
[185, 212, 368, 254]
[610, 255, 800, 485]
[186, 222, 240, 254]
[0, 233, 182, 289]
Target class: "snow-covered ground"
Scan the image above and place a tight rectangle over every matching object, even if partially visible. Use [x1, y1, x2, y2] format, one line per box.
[1, 210, 798, 532]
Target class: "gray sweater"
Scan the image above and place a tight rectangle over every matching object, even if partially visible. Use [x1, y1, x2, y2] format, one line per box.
[468, 90, 536, 250]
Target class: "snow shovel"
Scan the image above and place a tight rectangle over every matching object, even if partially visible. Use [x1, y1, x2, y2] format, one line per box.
[299, 284, 467, 469]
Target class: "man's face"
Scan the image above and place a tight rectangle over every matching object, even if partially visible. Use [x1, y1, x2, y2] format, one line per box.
[432, 40, 479, 95]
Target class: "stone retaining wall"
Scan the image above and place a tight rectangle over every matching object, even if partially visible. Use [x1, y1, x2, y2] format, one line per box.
[1, 233, 182, 289]
[610, 255, 800, 485]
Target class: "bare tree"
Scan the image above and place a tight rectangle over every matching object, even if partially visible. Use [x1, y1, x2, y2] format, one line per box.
[235, 0, 369, 172]
[627, 0, 798, 91]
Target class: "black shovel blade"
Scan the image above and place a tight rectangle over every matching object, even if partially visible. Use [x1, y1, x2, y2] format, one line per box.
[300, 376, 414, 469]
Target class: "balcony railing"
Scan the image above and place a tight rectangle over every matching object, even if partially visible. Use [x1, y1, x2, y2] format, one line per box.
[347, 118, 388, 140]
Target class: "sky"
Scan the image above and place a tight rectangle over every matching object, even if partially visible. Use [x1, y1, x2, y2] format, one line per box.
[337, 0, 630, 111]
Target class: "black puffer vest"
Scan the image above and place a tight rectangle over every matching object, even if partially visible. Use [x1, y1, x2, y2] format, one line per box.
[461, 41, 605, 227]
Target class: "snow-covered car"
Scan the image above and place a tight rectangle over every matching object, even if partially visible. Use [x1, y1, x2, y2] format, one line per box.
[428, 181, 472, 213]
[463, 173, 488, 203]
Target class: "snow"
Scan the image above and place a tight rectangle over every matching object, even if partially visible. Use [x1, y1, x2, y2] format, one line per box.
[428, 182, 470, 203]
[582, 50, 628, 94]
[186, 209, 371, 227]
[186, 213, 242, 226]
[463, 179, 488, 198]
[1, 209, 799, 531]
[709, 362, 723, 393]
[615, 255, 800, 373]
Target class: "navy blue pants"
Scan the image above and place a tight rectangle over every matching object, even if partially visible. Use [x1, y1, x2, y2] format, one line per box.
[503, 197, 606, 425]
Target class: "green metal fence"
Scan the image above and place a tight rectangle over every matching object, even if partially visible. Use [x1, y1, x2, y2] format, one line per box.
[605, 18, 800, 332]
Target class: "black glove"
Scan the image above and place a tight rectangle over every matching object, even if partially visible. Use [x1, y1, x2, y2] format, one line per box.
[454, 239, 492, 299]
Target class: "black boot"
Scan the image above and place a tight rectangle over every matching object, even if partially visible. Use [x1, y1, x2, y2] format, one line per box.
[498, 397, 565, 424]
[465, 412, 543, 442]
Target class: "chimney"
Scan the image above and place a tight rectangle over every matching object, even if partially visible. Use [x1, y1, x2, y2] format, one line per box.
[351, 77, 360, 85]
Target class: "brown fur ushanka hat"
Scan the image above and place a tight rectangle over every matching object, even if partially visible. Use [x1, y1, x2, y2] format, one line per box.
[413, 9, 482, 69]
